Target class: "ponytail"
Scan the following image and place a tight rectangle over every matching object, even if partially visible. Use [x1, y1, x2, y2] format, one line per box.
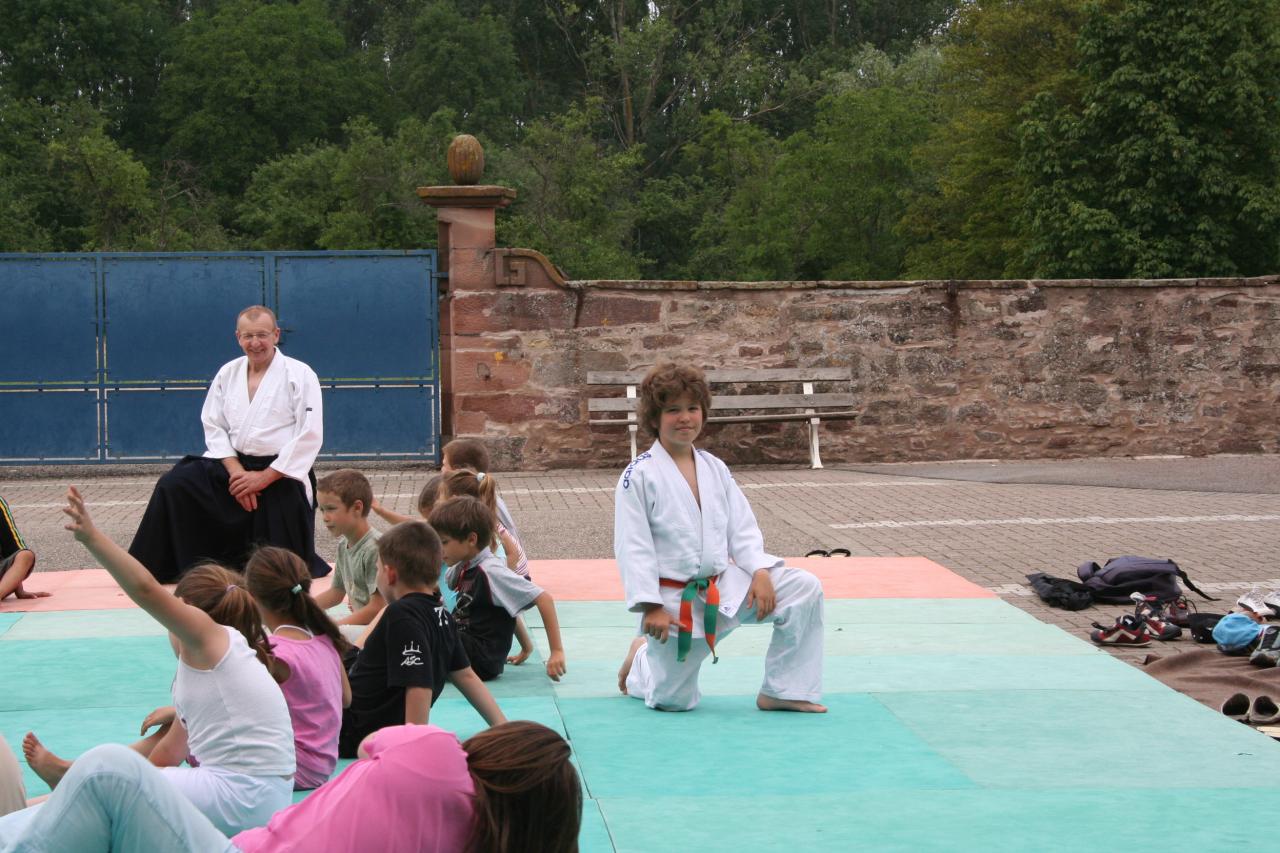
[174, 564, 290, 683]
[244, 546, 352, 656]
[442, 469, 502, 550]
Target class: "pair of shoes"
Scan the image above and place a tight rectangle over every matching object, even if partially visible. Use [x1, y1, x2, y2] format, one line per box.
[1220, 692, 1280, 725]
[804, 548, 852, 558]
[1236, 585, 1278, 618]
[1129, 593, 1183, 640]
[1091, 613, 1152, 647]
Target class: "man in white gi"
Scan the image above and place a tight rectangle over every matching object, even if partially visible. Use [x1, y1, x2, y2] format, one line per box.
[129, 306, 328, 581]
[615, 361, 827, 713]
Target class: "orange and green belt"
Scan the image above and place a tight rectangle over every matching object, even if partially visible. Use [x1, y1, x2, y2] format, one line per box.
[659, 576, 719, 663]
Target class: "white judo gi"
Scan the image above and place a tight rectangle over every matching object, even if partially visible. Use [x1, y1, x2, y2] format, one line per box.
[202, 350, 324, 502]
[615, 442, 824, 711]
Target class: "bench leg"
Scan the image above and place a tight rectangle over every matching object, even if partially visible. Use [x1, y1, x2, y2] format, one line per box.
[808, 415, 823, 469]
[629, 423, 638, 459]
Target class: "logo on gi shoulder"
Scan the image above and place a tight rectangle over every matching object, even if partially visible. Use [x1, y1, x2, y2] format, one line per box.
[401, 642, 423, 667]
[621, 451, 652, 490]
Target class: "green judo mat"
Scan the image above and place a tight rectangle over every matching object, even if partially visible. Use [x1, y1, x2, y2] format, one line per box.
[4, 599, 1280, 851]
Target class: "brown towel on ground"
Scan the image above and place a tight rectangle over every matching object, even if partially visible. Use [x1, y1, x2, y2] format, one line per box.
[1142, 650, 1280, 710]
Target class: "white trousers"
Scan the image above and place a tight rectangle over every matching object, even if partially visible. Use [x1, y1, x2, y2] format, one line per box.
[626, 566, 824, 711]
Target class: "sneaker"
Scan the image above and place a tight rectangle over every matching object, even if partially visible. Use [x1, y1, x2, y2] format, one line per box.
[1165, 595, 1196, 628]
[1264, 589, 1280, 613]
[1237, 586, 1275, 618]
[1091, 614, 1153, 647]
[1129, 594, 1183, 641]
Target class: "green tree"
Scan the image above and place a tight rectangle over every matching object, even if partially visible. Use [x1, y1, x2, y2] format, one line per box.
[1020, 0, 1280, 277]
[899, 0, 1092, 279]
[0, 0, 172, 143]
[492, 101, 644, 279]
[239, 113, 454, 250]
[156, 0, 377, 194]
[714, 46, 939, 280]
[382, 1, 526, 142]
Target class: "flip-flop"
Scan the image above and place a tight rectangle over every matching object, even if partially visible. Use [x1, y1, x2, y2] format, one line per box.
[1221, 692, 1251, 721]
[828, 548, 852, 558]
[804, 549, 830, 558]
[1252, 695, 1280, 726]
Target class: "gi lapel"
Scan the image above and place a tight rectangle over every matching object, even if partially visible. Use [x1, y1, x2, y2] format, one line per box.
[240, 350, 285, 437]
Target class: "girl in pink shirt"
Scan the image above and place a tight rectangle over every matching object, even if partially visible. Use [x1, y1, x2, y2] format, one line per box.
[245, 546, 351, 790]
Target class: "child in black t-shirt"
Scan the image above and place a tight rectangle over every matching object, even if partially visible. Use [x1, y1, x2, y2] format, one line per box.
[429, 496, 567, 683]
[1, 495, 49, 602]
[339, 521, 505, 758]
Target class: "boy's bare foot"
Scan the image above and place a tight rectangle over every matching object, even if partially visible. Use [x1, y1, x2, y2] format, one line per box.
[22, 732, 71, 790]
[756, 693, 828, 713]
[13, 586, 51, 600]
[617, 636, 646, 694]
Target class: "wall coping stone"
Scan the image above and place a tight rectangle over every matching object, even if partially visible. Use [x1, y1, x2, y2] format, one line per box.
[566, 276, 1280, 292]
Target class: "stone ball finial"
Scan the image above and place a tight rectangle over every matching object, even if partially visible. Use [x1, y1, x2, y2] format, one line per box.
[447, 134, 485, 185]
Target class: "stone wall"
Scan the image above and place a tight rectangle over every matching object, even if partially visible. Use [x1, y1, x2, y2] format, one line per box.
[444, 276, 1280, 471]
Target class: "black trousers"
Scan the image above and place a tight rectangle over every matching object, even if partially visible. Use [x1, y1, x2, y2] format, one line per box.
[128, 453, 329, 582]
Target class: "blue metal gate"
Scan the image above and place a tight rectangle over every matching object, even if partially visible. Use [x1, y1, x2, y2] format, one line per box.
[0, 251, 440, 463]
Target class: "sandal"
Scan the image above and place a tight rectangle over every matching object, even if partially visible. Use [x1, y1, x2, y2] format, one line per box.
[804, 549, 830, 558]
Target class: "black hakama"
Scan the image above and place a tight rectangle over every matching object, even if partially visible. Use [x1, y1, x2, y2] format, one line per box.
[128, 453, 329, 582]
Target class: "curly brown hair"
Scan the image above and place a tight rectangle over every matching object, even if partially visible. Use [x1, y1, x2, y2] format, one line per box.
[637, 361, 712, 434]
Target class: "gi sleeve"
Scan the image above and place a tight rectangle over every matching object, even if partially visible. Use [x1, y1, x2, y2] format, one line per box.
[484, 564, 543, 616]
[201, 364, 236, 459]
[270, 360, 324, 481]
[383, 609, 435, 689]
[614, 461, 664, 613]
[720, 459, 782, 575]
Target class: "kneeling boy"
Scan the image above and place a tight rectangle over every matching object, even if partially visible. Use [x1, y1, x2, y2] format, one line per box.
[338, 521, 504, 757]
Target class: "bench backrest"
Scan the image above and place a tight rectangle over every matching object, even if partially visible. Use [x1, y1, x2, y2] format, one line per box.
[586, 368, 854, 413]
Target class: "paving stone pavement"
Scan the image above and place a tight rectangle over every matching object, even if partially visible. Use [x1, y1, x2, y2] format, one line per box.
[3, 456, 1279, 668]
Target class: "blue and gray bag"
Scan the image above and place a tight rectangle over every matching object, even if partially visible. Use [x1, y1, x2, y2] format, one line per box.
[1076, 556, 1218, 605]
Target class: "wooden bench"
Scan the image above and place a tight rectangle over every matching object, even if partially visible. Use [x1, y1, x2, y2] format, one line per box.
[586, 368, 857, 469]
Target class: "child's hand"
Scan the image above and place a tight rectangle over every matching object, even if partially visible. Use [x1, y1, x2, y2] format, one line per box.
[641, 605, 680, 643]
[140, 705, 177, 735]
[545, 649, 566, 681]
[506, 645, 532, 666]
[62, 486, 99, 543]
[746, 569, 777, 619]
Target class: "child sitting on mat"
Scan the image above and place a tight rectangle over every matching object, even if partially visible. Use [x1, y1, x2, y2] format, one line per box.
[244, 546, 351, 790]
[614, 361, 827, 713]
[437, 469, 536, 663]
[430, 496, 566, 682]
[6, 487, 295, 838]
[338, 520, 505, 758]
[0, 495, 49, 602]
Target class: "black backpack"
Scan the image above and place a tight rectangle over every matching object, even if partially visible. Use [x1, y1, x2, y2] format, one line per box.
[1076, 556, 1217, 605]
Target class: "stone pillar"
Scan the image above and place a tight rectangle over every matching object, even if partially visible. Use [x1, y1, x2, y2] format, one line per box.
[417, 135, 515, 440]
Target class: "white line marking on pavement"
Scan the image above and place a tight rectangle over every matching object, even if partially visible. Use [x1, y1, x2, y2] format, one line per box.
[832, 514, 1280, 530]
[6, 479, 953, 509]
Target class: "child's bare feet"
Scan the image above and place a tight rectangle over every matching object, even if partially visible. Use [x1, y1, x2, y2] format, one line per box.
[13, 586, 51, 600]
[617, 636, 645, 694]
[22, 732, 71, 790]
[756, 693, 828, 713]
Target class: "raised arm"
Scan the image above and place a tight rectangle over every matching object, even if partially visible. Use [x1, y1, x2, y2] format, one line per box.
[371, 500, 414, 526]
[63, 487, 227, 667]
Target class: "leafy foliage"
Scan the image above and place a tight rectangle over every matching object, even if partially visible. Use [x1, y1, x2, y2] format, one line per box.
[1, 0, 1277, 283]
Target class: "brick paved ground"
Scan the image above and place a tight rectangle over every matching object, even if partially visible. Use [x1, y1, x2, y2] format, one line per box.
[4, 455, 1278, 668]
